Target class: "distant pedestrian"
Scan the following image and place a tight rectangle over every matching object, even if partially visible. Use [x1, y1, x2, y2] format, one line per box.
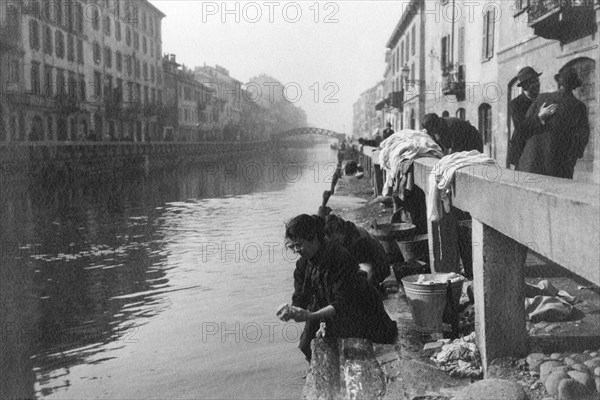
[382, 122, 394, 140]
[422, 113, 483, 154]
[518, 66, 590, 179]
[508, 66, 557, 167]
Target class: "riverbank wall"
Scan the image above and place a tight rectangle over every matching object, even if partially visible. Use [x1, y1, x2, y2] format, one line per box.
[0, 141, 273, 179]
[304, 147, 600, 400]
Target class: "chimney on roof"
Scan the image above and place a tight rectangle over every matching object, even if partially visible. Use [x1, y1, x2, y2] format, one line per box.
[170, 54, 176, 62]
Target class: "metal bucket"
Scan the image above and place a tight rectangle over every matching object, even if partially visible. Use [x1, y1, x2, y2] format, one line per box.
[396, 234, 428, 261]
[401, 273, 464, 333]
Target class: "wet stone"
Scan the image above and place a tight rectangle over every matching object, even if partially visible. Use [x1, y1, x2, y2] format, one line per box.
[584, 358, 600, 370]
[541, 361, 565, 383]
[567, 370, 595, 392]
[557, 378, 594, 400]
[572, 354, 592, 364]
[566, 357, 577, 366]
[590, 352, 598, 358]
[595, 377, 600, 393]
[528, 353, 549, 372]
[573, 364, 590, 373]
[553, 366, 573, 375]
[594, 367, 600, 377]
[551, 353, 564, 360]
[453, 379, 527, 400]
[546, 371, 571, 396]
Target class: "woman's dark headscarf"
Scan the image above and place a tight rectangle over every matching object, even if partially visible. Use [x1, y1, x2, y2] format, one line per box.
[285, 214, 325, 242]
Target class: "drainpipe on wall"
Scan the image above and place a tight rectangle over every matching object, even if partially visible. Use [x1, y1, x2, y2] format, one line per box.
[451, 0, 455, 68]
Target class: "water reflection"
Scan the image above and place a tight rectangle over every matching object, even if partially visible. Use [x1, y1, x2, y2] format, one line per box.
[1, 148, 312, 398]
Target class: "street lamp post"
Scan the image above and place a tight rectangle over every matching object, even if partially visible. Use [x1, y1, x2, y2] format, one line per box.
[401, 64, 411, 91]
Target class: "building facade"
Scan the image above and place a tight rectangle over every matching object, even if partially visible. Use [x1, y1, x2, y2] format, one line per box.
[1, 0, 166, 142]
[352, 83, 380, 139]
[384, 0, 425, 132]
[194, 64, 243, 141]
[421, 0, 500, 157]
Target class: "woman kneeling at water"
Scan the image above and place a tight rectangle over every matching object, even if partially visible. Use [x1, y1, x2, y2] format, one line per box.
[277, 214, 398, 361]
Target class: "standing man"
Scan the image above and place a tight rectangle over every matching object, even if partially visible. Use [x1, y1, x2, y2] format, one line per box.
[422, 113, 483, 154]
[382, 122, 394, 140]
[421, 112, 484, 279]
[519, 66, 590, 179]
[508, 66, 557, 167]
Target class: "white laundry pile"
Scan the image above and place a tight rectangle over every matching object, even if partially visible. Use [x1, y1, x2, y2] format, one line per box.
[378, 129, 444, 196]
[427, 151, 498, 222]
[431, 332, 482, 378]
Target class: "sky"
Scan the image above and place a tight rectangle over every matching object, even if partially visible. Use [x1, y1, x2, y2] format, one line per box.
[149, 0, 406, 135]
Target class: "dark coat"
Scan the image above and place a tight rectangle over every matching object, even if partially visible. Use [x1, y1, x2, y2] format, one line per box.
[508, 93, 543, 167]
[518, 90, 590, 179]
[291, 242, 397, 357]
[382, 128, 395, 140]
[439, 117, 483, 153]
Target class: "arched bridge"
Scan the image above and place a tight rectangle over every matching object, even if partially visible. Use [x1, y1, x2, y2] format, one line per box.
[275, 127, 346, 141]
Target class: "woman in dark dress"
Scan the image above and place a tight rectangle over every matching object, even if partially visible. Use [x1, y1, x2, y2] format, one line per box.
[278, 214, 398, 360]
[323, 214, 390, 288]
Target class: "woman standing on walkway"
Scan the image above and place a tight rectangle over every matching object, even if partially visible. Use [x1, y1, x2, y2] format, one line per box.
[278, 214, 398, 361]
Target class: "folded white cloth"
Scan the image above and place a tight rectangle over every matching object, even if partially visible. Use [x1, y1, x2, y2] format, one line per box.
[427, 151, 498, 221]
[379, 129, 444, 195]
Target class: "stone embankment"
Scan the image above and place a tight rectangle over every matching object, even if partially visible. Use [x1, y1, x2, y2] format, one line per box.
[307, 153, 600, 400]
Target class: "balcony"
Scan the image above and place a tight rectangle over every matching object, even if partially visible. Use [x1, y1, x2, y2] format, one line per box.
[528, 0, 596, 41]
[375, 91, 403, 112]
[390, 91, 403, 111]
[442, 65, 465, 101]
[374, 97, 389, 111]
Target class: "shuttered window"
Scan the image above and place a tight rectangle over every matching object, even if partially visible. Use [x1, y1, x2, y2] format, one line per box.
[458, 27, 465, 65]
[482, 8, 495, 60]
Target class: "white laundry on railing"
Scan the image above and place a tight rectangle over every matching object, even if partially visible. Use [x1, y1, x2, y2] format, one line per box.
[427, 151, 498, 222]
[378, 129, 444, 195]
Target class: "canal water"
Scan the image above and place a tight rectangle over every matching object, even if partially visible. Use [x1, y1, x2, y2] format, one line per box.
[0, 142, 343, 399]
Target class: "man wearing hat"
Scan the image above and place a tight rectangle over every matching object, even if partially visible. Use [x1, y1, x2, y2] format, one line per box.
[508, 66, 557, 167]
[382, 122, 395, 140]
[518, 66, 590, 179]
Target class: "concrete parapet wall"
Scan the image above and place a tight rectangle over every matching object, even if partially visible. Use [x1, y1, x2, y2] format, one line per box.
[360, 147, 600, 374]
[412, 157, 600, 286]
[0, 141, 271, 174]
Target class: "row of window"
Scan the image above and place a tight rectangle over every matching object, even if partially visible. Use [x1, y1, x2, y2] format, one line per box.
[30, 62, 86, 101]
[95, 71, 162, 106]
[90, 43, 162, 85]
[180, 84, 206, 102]
[96, 14, 161, 61]
[20, 0, 85, 34]
[92, 0, 161, 39]
[27, 62, 162, 105]
[28, 11, 161, 63]
[30, 20, 84, 65]
[392, 24, 417, 77]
